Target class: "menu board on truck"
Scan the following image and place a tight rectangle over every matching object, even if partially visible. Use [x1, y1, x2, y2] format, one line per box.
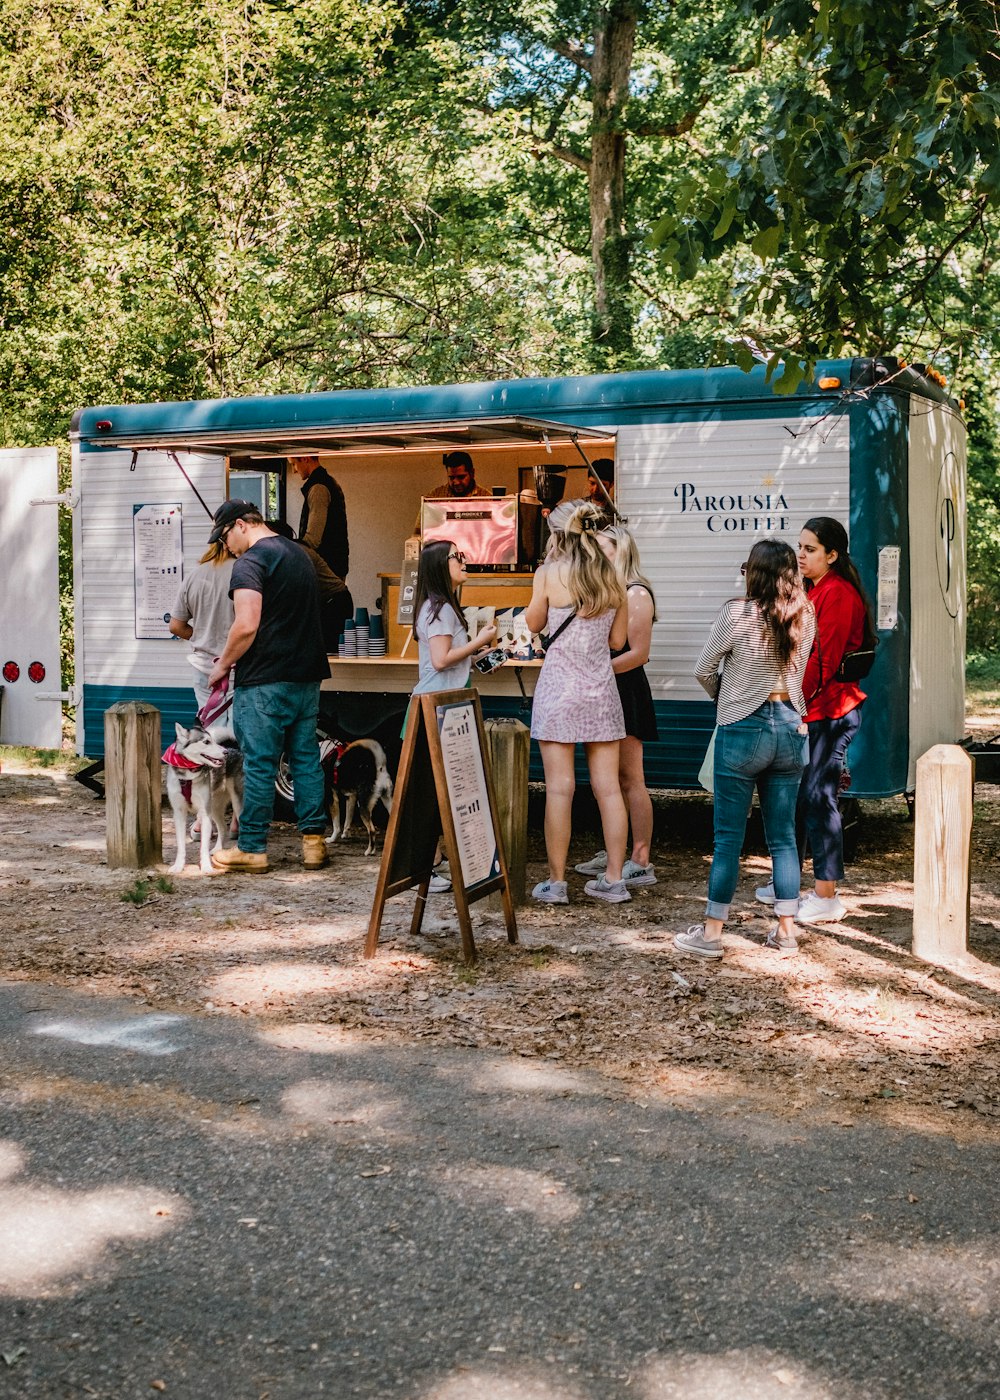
[133, 503, 183, 639]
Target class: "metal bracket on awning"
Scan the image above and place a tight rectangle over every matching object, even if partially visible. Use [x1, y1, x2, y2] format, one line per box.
[570, 434, 623, 523]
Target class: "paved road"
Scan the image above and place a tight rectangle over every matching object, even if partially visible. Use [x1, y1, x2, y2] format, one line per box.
[0, 979, 997, 1399]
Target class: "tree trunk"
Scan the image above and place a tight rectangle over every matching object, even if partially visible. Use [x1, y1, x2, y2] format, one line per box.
[590, 0, 637, 361]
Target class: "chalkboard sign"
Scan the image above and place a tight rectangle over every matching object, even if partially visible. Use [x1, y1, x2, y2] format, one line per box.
[365, 687, 517, 964]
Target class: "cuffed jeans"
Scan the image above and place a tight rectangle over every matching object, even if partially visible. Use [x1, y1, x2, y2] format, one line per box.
[707, 701, 809, 920]
[233, 681, 326, 853]
[798, 705, 863, 882]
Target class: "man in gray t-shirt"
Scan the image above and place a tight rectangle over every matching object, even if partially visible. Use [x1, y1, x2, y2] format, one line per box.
[169, 554, 235, 710]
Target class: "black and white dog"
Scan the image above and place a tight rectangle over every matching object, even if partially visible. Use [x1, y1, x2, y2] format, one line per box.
[326, 738, 394, 856]
[163, 723, 244, 874]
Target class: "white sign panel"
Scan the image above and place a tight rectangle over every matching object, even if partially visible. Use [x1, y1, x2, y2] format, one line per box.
[877, 546, 900, 630]
[436, 700, 500, 890]
[133, 503, 183, 639]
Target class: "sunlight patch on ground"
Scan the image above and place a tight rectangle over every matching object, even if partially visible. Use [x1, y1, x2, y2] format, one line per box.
[418, 1366, 584, 1400]
[438, 1163, 581, 1223]
[0, 1140, 186, 1297]
[259, 1022, 372, 1054]
[280, 1078, 405, 1130]
[203, 960, 370, 1010]
[801, 1240, 1000, 1322]
[461, 1056, 608, 1098]
[638, 1347, 845, 1399]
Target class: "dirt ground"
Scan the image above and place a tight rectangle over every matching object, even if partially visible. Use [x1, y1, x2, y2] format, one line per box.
[2, 690, 999, 1142]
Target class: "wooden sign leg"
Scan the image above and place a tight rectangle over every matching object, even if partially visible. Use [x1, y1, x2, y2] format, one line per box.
[451, 881, 478, 966]
[410, 877, 430, 938]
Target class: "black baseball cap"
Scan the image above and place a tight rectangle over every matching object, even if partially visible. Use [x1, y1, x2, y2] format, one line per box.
[208, 499, 257, 543]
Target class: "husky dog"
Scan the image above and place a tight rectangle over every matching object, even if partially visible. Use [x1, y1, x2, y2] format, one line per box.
[327, 738, 394, 856]
[163, 723, 244, 874]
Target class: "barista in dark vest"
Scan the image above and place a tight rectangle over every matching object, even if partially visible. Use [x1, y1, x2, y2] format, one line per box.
[289, 455, 353, 652]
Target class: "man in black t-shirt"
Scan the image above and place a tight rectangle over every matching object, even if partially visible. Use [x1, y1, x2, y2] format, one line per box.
[206, 501, 331, 873]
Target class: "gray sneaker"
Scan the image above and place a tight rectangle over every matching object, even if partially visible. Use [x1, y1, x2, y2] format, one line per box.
[755, 881, 776, 906]
[622, 859, 657, 888]
[574, 850, 608, 877]
[673, 924, 724, 959]
[764, 925, 798, 952]
[532, 879, 569, 905]
[584, 875, 632, 904]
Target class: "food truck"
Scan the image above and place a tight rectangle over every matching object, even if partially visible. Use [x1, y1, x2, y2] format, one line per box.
[67, 357, 966, 795]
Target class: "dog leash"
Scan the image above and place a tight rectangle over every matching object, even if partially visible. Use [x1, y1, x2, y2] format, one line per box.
[197, 674, 234, 728]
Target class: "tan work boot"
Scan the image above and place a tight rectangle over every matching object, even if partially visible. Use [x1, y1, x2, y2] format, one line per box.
[211, 847, 269, 873]
[302, 834, 329, 870]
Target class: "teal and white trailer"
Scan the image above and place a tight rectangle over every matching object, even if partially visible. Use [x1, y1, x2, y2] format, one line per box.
[70, 357, 966, 795]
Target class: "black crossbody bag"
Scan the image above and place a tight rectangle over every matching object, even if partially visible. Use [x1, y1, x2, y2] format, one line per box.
[812, 621, 878, 691]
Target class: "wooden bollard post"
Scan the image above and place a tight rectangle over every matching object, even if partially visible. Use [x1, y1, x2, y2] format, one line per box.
[484, 717, 530, 908]
[105, 702, 162, 869]
[912, 743, 972, 964]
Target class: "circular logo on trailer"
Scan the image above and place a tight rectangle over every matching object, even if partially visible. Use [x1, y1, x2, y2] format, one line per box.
[2, 661, 19, 683]
[935, 450, 962, 620]
[28, 662, 45, 683]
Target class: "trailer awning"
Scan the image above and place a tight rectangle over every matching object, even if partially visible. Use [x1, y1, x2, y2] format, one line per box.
[79, 416, 615, 457]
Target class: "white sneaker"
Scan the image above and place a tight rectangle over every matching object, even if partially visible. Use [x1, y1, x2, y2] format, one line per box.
[796, 892, 846, 924]
[584, 876, 632, 904]
[755, 881, 776, 906]
[574, 850, 608, 877]
[533, 879, 569, 905]
[622, 860, 657, 888]
[428, 864, 452, 894]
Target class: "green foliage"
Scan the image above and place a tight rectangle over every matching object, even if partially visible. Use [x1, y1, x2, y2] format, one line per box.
[120, 874, 173, 905]
[650, 0, 1000, 382]
[964, 365, 1000, 652]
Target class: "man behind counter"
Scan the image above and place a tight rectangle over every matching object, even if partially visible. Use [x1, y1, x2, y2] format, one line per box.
[289, 455, 353, 651]
[425, 450, 493, 501]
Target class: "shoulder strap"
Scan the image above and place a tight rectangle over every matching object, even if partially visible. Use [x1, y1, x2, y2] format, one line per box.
[546, 610, 577, 647]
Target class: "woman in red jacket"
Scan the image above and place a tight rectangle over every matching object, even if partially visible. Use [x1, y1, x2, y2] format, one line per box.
[760, 516, 874, 924]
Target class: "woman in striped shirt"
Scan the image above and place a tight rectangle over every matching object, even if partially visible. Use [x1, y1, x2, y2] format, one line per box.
[675, 538, 815, 960]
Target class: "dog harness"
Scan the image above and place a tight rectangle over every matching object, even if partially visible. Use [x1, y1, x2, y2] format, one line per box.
[320, 737, 349, 786]
[162, 742, 201, 805]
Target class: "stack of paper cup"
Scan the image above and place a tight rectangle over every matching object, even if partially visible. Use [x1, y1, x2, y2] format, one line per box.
[354, 607, 369, 658]
[343, 618, 357, 657]
[368, 613, 386, 656]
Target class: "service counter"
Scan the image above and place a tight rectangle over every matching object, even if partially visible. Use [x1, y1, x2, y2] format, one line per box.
[320, 570, 541, 698]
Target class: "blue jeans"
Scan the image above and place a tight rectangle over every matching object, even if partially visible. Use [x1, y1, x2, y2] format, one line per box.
[232, 681, 326, 852]
[707, 701, 809, 920]
[798, 705, 863, 882]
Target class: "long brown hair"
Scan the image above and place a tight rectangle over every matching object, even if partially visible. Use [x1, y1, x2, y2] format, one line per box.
[743, 538, 812, 669]
[546, 499, 626, 617]
[413, 539, 467, 639]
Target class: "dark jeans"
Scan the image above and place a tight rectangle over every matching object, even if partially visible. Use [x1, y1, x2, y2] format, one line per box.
[232, 681, 327, 852]
[707, 701, 809, 920]
[798, 705, 864, 882]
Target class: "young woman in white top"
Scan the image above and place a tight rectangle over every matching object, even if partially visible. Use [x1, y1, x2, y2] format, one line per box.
[411, 539, 496, 695]
[675, 538, 815, 959]
[410, 538, 497, 893]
